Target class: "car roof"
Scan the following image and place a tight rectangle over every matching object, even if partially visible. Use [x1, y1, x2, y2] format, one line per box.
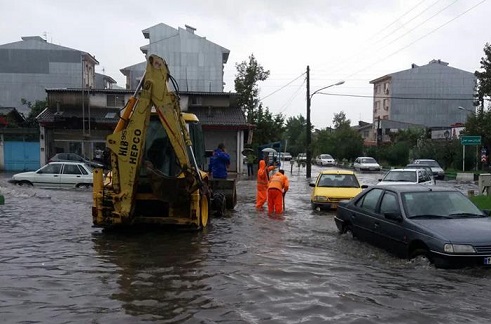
[319, 170, 355, 175]
[388, 168, 419, 172]
[47, 161, 88, 165]
[415, 159, 436, 162]
[372, 184, 456, 193]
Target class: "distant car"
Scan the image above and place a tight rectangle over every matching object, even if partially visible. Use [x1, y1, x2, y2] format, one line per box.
[353, 157, 381, 171]
[279, 152, 293, 161]
[413, 159, 445, 180]
[49, 152, 104, 168]
[406, 163, 436, 184]
[377, 168, 434, 186]
[8, 161, 94, 189]
[335, 185, 491, 268]
[309, 170, 364, 210]
[315, 154, 337, 166]
[297, 153, 307, 164]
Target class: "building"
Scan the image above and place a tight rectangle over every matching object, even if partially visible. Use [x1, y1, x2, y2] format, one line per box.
[368, 59, 476, 144]
[120, 23, 230, 92]
[0, 36, 104, 115]
[37, 89, 249, 173]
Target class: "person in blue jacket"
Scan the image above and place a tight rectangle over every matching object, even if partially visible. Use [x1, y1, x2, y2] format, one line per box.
[209, 143, 230, 179]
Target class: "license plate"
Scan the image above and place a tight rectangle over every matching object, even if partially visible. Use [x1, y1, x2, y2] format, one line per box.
[484, 257, 491, 265]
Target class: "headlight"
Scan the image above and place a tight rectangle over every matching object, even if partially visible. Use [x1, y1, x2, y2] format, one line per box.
[443, 244, 476, 254]
[313, 196, 328, 202]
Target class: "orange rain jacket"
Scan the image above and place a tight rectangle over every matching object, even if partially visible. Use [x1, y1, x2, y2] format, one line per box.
[256, 160, 275, 209]
[267, 171, 289, 214]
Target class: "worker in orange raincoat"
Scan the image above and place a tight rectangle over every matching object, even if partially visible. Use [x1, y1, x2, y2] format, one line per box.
[267, 169, 289, 215]
[256, 159, 275, 210]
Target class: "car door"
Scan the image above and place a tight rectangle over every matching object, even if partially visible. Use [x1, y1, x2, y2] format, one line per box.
[373, 190, 407, 257]
[32, 163, 62, 187]
[60, 163, 86, 188]
[353, 158, 360, 170]
[350, 188, 384, 242]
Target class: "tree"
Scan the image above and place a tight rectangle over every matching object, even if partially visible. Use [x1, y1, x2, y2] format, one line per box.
[283, 115, 309, 156]
[251, 104, 285, 147]
[326, 112, 363, 161]
[21, 98, 47, 128]
[475, 43, 491, 109]
[234, 54, 270, 124]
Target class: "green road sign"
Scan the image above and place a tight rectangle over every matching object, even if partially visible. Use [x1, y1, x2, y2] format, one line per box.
[460, 135, 481, 145]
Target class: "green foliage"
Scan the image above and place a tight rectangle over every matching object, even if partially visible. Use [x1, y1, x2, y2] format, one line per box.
[283, 115, 308, 156]
[234, 54, 270, 124]
[250, 104, 285, 147]
[310, 111, 363, 161]
[469, 195, 491, 210]
[475, 42, 491, 108]
[21, 98, 47, 128]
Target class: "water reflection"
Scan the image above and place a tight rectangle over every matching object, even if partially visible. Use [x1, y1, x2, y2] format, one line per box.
[92, 230, 212, 322]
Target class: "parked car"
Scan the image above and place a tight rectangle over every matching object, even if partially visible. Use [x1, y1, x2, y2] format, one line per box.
[315, 154, 337, 166]
[406, 163, 436, 184]
[413, 159, 445, 180]
[377, 168, 434, 186]
[49, 153, 104, 168]
[297, 153, 307, 165]
[335, 185, 491, 268]
[8, 161, 94, 189]
[279, 152, 293, 161]
[309, 170, 365, 210]
[353, 157, 381, 171]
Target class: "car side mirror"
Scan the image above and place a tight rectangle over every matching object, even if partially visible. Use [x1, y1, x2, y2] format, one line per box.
[378, 178, 382, 182]
[384, 212, 403, 222]
[482, 209, 491, 216]
[361, 184, 368, 189]
[309, 183, 315, 187]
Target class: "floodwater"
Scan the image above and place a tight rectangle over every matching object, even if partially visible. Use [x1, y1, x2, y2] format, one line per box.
[0, 166, 490, 323]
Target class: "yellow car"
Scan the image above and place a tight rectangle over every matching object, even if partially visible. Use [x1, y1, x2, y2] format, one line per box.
[309, 170, 364, 210]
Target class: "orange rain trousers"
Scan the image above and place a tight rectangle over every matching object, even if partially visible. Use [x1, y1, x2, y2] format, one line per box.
[256, 183, 268, 209]
[267, 188, 284, 214]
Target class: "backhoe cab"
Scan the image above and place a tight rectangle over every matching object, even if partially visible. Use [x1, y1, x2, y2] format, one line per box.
[92, 54, 226, 230]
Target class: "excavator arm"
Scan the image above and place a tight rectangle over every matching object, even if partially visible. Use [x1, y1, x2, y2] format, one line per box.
[92, 55, 209, 229]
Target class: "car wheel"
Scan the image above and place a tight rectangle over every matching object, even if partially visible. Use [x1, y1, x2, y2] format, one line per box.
[76, 183, 91, 189]
[18, 181, 33, 187]
[211, 192, 226, 216]
[409, 248, 434, 266]
[340, 224, 356, 239]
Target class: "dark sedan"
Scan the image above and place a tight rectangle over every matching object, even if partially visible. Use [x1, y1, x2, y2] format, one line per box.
[335, 185, 491, 268]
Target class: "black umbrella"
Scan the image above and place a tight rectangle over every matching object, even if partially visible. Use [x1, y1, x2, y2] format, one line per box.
[241, 148, 254, 155]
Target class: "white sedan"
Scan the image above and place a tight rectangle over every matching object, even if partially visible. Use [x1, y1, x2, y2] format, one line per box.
[8, 162, 94, 189]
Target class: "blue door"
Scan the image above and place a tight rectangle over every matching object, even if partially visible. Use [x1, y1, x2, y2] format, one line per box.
[4, 141, 40, 171]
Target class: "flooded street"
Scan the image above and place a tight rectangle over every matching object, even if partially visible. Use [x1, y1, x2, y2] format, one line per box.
[1, 166, 491, 323]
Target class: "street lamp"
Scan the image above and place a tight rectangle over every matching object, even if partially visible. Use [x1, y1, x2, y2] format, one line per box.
[306, 66, 344, 178]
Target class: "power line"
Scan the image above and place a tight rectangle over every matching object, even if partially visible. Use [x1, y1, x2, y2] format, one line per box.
[343, 0, 488, 80]
[316, 92, 485, 101]
[260, 72, 305, 101]
[316, 0, 447, 76]
[276, 79, 306, 114]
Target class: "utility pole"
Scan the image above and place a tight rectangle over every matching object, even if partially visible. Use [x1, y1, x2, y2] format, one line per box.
[306, 66, 311, 178]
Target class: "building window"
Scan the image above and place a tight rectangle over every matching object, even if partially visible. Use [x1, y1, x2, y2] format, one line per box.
[107, 94, 125, 107]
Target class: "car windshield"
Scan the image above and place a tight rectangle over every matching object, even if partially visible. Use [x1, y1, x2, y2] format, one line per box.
[317, 174, 359, 188]
[321, 154, 333, 159]
[362, 158, 377, 164]
[402, 191, 484, 218]
[383, 170, 416, 182]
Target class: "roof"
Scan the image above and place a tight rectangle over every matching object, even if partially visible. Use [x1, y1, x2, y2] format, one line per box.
[374, 184, 456, 192]
[319, 170, 355, 175]
[188, 106, 249, 128]
[37, 107, 120, 124]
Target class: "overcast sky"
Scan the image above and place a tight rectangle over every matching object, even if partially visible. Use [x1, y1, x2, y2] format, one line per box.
[1, 0, 490, 128]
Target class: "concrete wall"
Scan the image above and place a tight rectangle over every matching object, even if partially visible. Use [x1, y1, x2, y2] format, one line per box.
[390, 61, 475, 128]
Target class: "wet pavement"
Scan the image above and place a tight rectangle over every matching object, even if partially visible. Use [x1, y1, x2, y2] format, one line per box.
[0, 166, 490, 323]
